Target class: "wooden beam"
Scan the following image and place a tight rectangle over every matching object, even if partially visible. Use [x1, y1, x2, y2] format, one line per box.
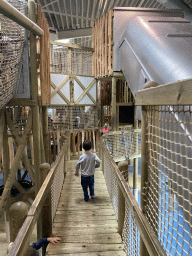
[73, 76, 96, 104]
[7, 99, 36, 106]
[6, 110, 35, 183]
[50, 40, 94, 52]
[0, 112, 32, 212]
[51, 82, 71, 104]
[75, 78, 96, 104]
[135, 78, 192, 106]
[51, 76, 69, 98]
[0, 110, 5, 164]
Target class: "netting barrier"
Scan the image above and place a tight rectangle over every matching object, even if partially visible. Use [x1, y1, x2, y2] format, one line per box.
[143, 105, 192, 256]
[51, 136, 68, 221]
[102, 129, 141, 162]
[50, 44, 92, 76]
[102, 138, 141, 256]
[48, 106, 98, 131]
[0, 0, 26, 108]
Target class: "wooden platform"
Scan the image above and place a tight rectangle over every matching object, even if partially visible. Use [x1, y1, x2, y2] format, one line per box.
[46, 159, 126, 256]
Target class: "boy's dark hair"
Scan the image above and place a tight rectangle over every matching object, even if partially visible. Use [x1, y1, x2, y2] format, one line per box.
[83, 140, 92, 151]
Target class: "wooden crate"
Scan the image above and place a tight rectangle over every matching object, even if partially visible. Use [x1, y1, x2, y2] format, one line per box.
[92, 10, 114, 78]
[37, 5, 51, 105]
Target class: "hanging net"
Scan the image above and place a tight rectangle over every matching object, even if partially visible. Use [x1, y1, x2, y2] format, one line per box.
[0, 0, 26, 108]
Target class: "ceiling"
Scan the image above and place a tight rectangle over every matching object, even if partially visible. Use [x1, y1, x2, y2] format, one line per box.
[35, 0, 192, 46]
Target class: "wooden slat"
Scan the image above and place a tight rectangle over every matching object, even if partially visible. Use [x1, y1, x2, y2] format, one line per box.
[46, 159, 125, 255]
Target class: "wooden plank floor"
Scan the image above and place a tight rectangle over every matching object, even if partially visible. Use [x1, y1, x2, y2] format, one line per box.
[46, 159, 126, 256]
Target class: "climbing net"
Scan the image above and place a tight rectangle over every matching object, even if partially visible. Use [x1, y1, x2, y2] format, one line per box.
[102, 129, 141, 162]
[48, 106, 98, 131]
[144, 105, 192, 256]
[0, 0, 26, 108]
[50, 44, 92, 76]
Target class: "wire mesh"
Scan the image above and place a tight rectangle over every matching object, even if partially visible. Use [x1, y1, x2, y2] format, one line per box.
[51, 147, 66, 222]
[122, 202, 140, 256]
[102, 130, 141, 162]
[0, 0, 26, 109]
[48, 106, 98, 131]
[50, 44, 92, 76]
[103, 142, 141, 256]
[143, 105, 192, 256]
[103, 148, 118, 219]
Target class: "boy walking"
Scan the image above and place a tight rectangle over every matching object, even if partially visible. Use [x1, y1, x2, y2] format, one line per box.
[74, 140, 101, 201]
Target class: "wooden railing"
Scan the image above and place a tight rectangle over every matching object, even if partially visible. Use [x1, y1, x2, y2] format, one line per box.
[8, 132, 70, 256]
[100, 139, 166, 256]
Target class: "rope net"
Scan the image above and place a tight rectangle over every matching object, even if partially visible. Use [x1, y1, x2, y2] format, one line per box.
[48, 106, 98, 131]
[144, 105, 192, 256]
[103, 143, 140, 256]
[51, 146, 66, 222]
[0, 0, 26, 108]
[102, 130, 141, 163]
[50, 44, 92, 76]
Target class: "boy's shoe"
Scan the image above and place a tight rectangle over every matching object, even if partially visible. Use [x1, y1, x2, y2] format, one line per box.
[91, 196, 95, 199]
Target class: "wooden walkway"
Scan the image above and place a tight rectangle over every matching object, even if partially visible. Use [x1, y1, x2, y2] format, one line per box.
[46, 159, 126, 256]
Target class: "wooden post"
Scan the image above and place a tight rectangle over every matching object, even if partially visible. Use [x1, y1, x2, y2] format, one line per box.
[68, 132, 71, 161]
[116, 105, 119, 131]
[28, 0, 42, 241]
[2, 109, 11, 243]
[28, 0, 41, 193]
[140, 106, 150, 256]
[42, 106, 49, 163]
[133, 106, 139, 190]
[118, 184, 125, 236]
[40, 163, 52, 256]
[69, 77, 74, 130]
[95, 79, 99, 127]
[111, 77, 117, 131]
[9, 201, 30, 255]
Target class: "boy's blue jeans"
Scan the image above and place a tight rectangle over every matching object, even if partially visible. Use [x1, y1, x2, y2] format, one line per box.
[81, 175, 94, 201]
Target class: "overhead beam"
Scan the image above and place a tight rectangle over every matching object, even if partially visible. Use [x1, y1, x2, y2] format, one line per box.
[42, 9, 93, 21]
[50, 40, 94, 51]
[58, 27, 92, 39]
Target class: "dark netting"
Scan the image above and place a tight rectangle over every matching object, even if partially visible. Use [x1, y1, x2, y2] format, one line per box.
[0, 0, 26, 108]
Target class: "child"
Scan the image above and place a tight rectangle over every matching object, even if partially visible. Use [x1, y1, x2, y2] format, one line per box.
[74, 140, 100, 201]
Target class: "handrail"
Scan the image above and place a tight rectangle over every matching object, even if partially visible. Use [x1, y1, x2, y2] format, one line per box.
[8, 132, 69, 256]
[101, 139, 166, 256]
[0, 0, 44, 36]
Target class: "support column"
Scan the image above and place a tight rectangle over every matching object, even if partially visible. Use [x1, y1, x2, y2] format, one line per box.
[28, 0, 42, 241]
[40, 163, 52, 256]
[9, 202, 30, 255]
[69, 77, 74, 130]
[42, 106, 49, 163]
[2, 109, 10, 242]
[118, 184, 125, 236]
[95, 79, 99, 128]
[140, 106, 150, 256]
[133, 106, 138, 190]
[111, 77, 117, 131]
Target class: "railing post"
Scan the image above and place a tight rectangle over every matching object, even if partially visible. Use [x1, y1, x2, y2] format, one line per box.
[118, 184, 125, 236]
[9, 201, 30, 255]
[40, 163, 52, 256]
[140, 105, 150, 256]
[100, 141, 104, 173]
[133, 106, 139, 190]
[68, 131, 71, 161]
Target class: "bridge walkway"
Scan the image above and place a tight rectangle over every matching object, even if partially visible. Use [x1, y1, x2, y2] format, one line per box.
[46, 158, 126, 256]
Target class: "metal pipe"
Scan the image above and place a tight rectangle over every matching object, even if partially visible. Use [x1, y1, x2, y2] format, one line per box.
[0, 0, 44, 36]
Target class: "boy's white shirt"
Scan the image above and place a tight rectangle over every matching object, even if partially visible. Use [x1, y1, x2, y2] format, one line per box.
[75, 152, 100, 177]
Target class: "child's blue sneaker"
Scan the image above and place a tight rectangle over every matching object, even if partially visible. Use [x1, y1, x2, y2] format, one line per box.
[91, 196, 95, 199]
